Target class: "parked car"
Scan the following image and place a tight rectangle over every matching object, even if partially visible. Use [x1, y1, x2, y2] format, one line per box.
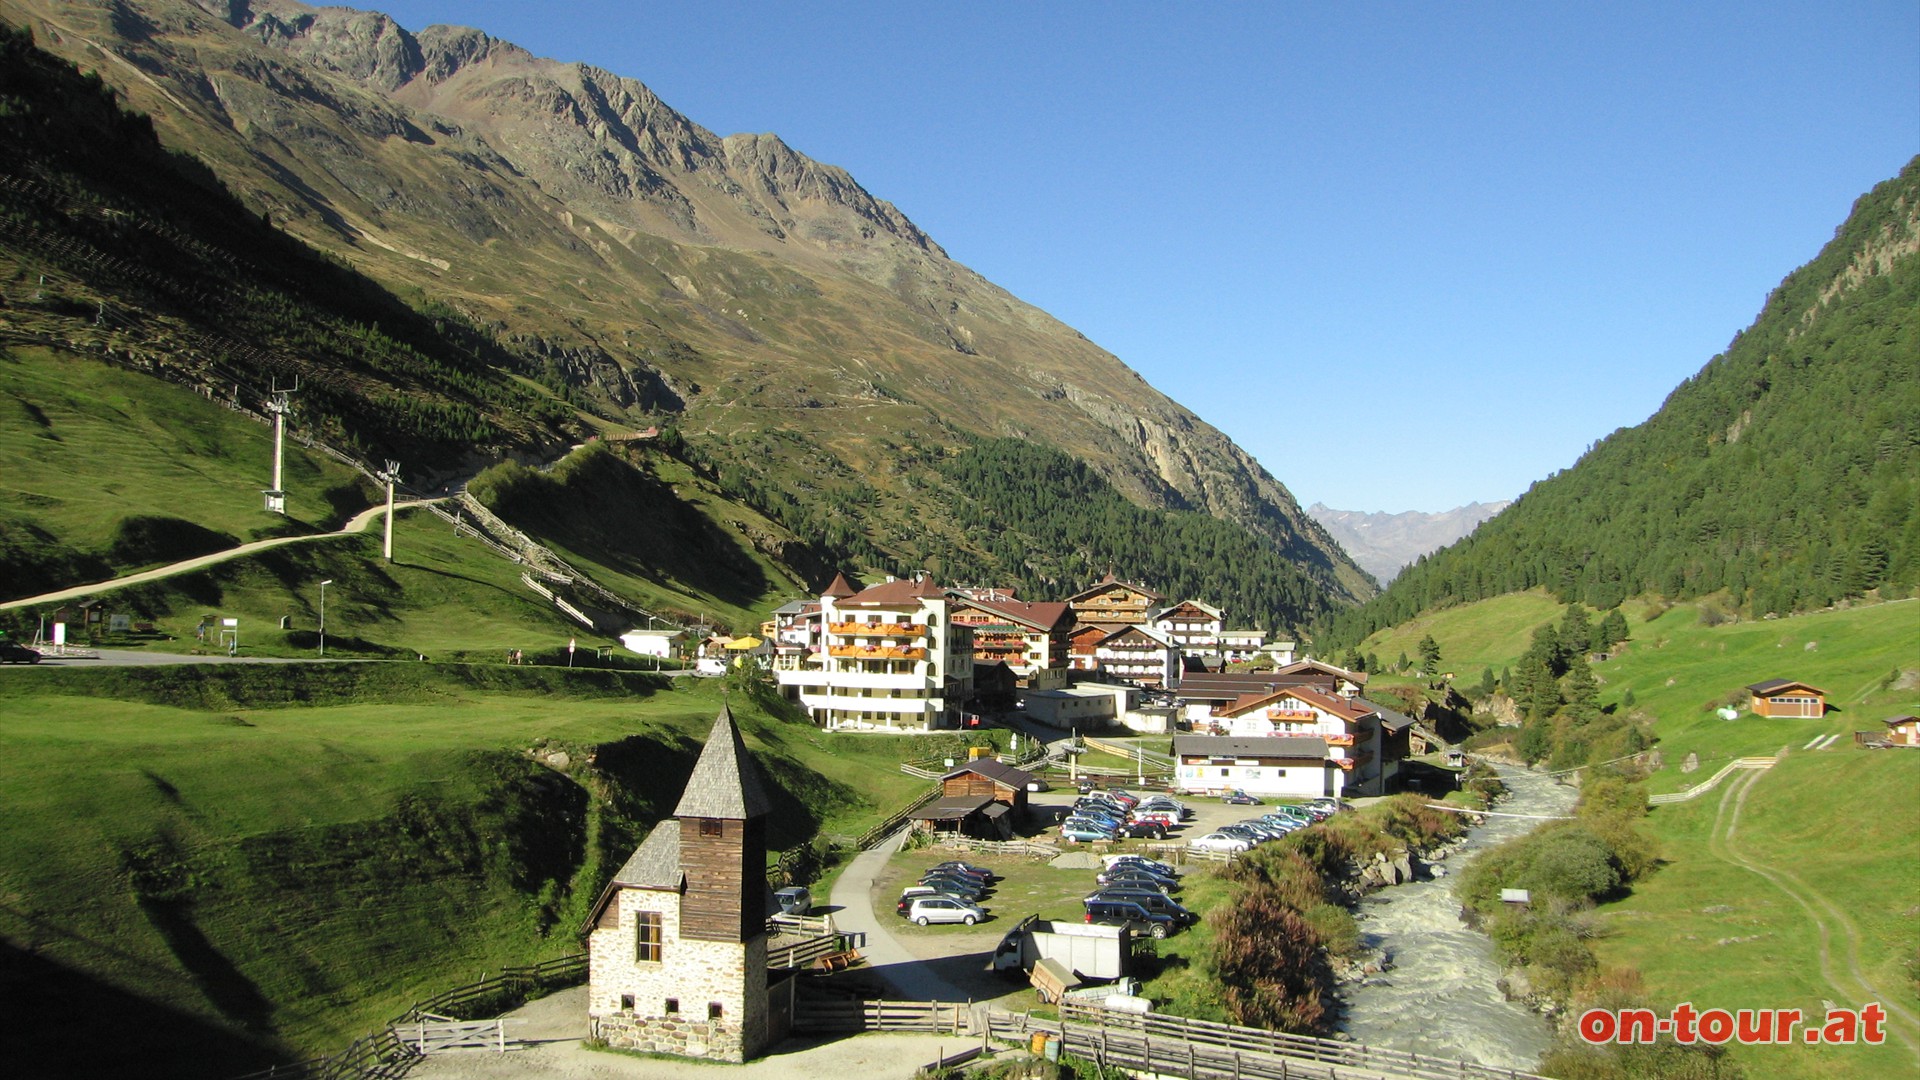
[1086, 889, 1199, 925]
[1083, 897, 1178, 939]
[897, 884, 974, 914]
[1220, 789, 1262, 805]
[1115, 821, 1165, 840]
[1104, 854, 1177, 875]
[1129, 809, 1181, 829]
[909, 895, 987, 926]
[1105, 864, 1175, 891]
[1097, 863, 1179, 888]
[1136, 797, 1190, 819]
[930, 860, 995, 881]
[919, 874, 987, 900]
[1189, 832, 1252, 854]
[1060, 821, 1116, 843]
[1266, 806, 1315, 825]
[773, 886, 812, 915]
[0, 642, 42, 664]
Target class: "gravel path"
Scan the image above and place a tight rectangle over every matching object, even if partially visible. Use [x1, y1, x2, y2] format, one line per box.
[404, 987, 977, 1080]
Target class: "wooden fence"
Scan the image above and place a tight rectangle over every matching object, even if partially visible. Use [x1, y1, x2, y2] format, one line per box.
[936, 835, 1061, 859]
[854, 783, 943, 849]
[793, 997, 973, 1035]
[399, 1015, 523, 1055]
[228, 1029, 415, 1080]
[1007, 1002, 1554, 1080]
[391, 954, 588, 1024]
[1646, 756, 1776, 805]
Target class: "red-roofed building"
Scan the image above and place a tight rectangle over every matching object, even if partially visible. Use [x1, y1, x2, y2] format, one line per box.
[1065, 575, 1165, 627]
[948, 592, 1074, 681]
[1205, 686, 1410, 796]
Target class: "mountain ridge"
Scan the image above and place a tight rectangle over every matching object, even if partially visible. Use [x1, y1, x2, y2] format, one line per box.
[1308, 501, 1511, 585]
[1, 0, 1372, 619]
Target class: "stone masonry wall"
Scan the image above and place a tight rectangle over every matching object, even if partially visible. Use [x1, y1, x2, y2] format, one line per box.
[588, 887, 770, 1061]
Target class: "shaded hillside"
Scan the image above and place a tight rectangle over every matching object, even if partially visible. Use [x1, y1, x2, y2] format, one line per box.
[0, 0, 1372, 612]
[1326, 158, 1920, 645]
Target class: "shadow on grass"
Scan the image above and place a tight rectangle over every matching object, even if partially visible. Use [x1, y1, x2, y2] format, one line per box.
[0, 937, 282, 1078]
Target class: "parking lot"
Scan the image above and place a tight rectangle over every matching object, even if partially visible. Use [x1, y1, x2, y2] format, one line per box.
[852, 786, 1339, 1004]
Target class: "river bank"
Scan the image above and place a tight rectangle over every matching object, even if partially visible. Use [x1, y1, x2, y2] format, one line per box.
[1333, 764, 1578, 1071]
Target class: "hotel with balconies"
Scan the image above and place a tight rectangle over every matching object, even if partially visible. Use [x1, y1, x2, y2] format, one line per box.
[947, 591, 1073, 685]
[772, 574, 974, 731]
[1171, 685, 1410, 798]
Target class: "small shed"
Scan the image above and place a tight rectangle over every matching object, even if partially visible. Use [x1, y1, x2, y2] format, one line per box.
[1881, 716, 1920, 746]
[1745, 680, 1827, 718]
[907, 796, 1006, 840]
[940, 759, 1034, 820]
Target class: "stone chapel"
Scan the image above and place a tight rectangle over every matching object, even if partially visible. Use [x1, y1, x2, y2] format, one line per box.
[584, 705, 788, 1060]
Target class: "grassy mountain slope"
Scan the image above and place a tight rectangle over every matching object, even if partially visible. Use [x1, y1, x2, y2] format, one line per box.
[0, 0, 1372, 620]
[0, 665, 967, 1074]
[1327, 159, 1920, 646]
[1360, 592, 1920, 1078]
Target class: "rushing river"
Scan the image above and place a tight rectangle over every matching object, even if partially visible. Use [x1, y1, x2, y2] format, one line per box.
[1336, 765, 1580, 1071]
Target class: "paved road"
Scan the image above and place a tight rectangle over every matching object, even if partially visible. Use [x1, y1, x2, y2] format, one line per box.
[0, 499, 443, 612]
[827, 831, 980, 1003]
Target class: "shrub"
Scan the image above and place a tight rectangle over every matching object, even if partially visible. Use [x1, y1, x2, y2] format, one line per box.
[1211, 885, 1329, 1033]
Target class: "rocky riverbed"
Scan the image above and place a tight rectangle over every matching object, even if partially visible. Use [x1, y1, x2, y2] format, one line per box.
[1333, 766, 1578, 1071]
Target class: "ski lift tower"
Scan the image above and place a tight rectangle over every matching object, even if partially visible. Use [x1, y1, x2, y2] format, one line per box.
[377, 459, 401, 562]
[261, 379, 298, 514]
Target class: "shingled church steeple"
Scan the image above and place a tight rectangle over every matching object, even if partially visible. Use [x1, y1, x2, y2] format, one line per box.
[675, 705, 771, 942]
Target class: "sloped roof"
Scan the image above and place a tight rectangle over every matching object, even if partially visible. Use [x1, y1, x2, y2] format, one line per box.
[1219, 685, 1373, 723]
[673, 705, 773, 820]
[1064, 576, 1166, 604]
[822, 572, 858, 599]
[1174, 672, 1332, 702]
[1746, 679, 1826, 696]
[1356, 698, 1416, 732]
[943, 758, 1035, 789]
[910, 796, 994, 821]
[841, 575, 946, 605]
[952, 594, 1073, 631]
[1275, 659, 1369, 686]
[611, 820, 683, 890]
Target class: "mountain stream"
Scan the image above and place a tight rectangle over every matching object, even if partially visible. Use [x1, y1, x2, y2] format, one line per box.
[1335, 765, 1579, 1071]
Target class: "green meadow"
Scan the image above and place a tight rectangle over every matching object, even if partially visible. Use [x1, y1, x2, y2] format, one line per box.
[0, 664, 989, 1071]
[1363, 593, 1920, 1078]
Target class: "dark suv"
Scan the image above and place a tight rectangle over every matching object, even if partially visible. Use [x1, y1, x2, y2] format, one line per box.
[1087, 888, 1198, 925]
[1083, 897, 1178, 939]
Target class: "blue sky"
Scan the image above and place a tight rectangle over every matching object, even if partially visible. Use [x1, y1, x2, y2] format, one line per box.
[368, 1, 1917, 513]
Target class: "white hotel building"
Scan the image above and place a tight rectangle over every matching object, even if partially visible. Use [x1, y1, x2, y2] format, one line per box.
[772, 574, 974, 731]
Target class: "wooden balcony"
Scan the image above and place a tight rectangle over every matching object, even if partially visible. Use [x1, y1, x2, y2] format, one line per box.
[1324, 733, 1355, 747]
[828, 645, 928, 661]
[829, 622, 927, 637]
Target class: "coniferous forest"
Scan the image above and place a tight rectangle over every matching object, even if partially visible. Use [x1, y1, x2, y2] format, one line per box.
[1324, 158, 1920, 648]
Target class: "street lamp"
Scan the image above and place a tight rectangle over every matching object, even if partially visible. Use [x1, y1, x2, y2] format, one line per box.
[318, 579, 334, 657]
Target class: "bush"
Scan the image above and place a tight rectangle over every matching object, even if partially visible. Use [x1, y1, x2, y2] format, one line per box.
[1519, 827, 1621, 903]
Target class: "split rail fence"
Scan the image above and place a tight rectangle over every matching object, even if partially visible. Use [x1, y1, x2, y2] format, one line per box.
[1646, 756, 1777, 805]
[792, 997, 973, 1035]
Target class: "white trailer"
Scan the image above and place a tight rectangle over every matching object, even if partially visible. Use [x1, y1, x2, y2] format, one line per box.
[989, 916, 1130, 980]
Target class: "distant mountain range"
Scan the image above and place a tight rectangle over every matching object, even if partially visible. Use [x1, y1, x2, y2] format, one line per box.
[0, 0, 1373, 622]
[1308, 502, 1511, 585]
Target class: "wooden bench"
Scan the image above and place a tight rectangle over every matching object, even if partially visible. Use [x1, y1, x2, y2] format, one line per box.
[816, 948, 863, 973]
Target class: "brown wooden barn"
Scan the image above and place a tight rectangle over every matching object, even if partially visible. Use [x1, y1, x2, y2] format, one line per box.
[1745, 679, 1828, 718]
[940, 759, 1034, 818]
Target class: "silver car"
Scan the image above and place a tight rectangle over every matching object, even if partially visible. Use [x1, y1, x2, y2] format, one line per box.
[908, 895, 987, 926]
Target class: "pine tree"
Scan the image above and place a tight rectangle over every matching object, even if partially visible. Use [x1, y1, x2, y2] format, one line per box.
[1564, 657, 1602, 724]
[1479, 666, 1496, 698]
[1559, 604, 1592, 661]
[1417, 634, 1442, 676]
